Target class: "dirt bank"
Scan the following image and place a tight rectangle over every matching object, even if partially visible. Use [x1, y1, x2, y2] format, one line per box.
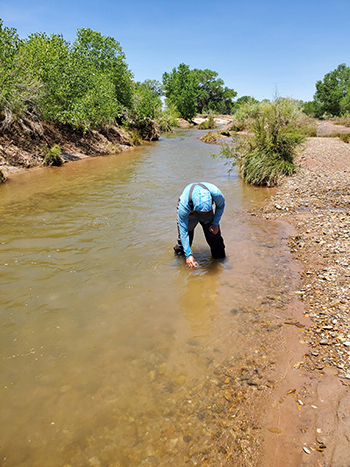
[254, 127, 350, 466]
[0, 119, 161, 177]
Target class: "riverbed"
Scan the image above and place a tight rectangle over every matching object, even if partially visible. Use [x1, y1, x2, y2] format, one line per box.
[0, 129, 303, 466]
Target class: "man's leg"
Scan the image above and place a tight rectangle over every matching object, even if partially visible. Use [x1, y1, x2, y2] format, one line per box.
[202, 222, 226, 259]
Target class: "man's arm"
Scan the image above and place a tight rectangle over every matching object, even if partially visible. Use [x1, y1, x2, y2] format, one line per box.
[211, 190, 225, 225]
[178, 203, 192, 258]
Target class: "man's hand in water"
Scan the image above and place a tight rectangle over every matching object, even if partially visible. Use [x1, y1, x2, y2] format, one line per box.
[209, 224, 219, 235]
[186, 255, 197, 268]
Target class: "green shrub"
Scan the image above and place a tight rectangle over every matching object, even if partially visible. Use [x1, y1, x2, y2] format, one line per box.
[132, 81, 162, 120]
[215, 98, 306, 186]
[198, 115, 216, 130]
[155, 102, 180, 132]
[157, 113, 179, 132]
[126, 129, 142, 146]
[22, 31, 125, 131]
[43, 145, 63, 166]
[0, 21, 43, 130]
[229, 99, 261, 131]
[0, 169, 8, 183]
[198, 120, 209, 130]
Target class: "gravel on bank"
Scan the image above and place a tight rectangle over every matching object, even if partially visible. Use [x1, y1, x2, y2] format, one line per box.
[253, 135, 350, 465]
[257, 137, 350, 376]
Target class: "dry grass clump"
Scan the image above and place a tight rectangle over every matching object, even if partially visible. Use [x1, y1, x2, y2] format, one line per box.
[200, 131, 220, 143]
[322, 133, 350, 143]
[296, 113, 317, 137]
[337, 133, 350, 143]
[332, 116, 350, 127]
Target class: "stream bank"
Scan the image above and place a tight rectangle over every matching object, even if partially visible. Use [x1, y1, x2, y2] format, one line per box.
[254, 131, 350, 466]
[0, 118, 161, 177]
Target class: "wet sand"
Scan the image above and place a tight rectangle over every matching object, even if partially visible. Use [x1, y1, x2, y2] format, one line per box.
[254, 128, 350, 466]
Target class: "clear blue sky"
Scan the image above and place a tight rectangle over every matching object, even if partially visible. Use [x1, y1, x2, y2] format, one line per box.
[2, 0, 350, 102]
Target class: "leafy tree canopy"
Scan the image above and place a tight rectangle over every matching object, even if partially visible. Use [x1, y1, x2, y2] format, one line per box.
[0, 21, 42, 128]
[133, 80, 163, 120]
[0, 18, 179, 133]
[141, 79, 163, 97]
[314, 63, 350, 117]
[73, 28, 134, 108]
[21, 32, 120, 129]
[162, 63, 198, 121]
[162, 63, 236, 120]
[231, 95, 259, 113]
[0, 19, 21, 66]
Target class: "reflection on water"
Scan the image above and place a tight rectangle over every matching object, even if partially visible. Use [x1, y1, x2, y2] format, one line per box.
[0, 130, 296, 466]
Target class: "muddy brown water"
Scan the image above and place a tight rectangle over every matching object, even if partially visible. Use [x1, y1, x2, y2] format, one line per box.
[0, 129, 302, 466]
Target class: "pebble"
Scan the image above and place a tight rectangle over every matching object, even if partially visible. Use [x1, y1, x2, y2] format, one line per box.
[255, 136, 350, 376]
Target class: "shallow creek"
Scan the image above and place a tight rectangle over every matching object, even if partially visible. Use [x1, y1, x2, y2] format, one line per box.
[0, 129, 301, 466]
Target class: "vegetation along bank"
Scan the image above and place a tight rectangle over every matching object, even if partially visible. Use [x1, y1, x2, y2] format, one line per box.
[2, 15, 350, 186]
[0, 19, 239, 180]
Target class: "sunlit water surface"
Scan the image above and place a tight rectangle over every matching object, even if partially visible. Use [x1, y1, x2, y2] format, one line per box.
[0, 130, 296, 466]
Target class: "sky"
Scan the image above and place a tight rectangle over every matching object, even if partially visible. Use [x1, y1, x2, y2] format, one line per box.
[1, 0, 350, 102]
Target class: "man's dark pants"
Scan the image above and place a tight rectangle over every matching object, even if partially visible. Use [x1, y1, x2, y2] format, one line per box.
[174, 210, 226, 259]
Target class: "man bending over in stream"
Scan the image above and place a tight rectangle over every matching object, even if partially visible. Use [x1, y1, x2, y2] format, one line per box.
[174, 182, 226, 268]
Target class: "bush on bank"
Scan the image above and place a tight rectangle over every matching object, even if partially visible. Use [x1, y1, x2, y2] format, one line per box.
[0, 169, 7, 183]
[42, 145, 63, 166]
[215, 98, 307, 186]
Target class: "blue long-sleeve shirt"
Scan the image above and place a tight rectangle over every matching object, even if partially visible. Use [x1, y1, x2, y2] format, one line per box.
[178, 182, 225, 257]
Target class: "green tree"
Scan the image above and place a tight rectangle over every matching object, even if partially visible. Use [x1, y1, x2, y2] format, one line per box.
[314, 63, 350, 117]
[73, 28, 134, 109]
[133, 80, 162, 120]
[236, 96, 259, 105]
[162, 63, 198, 121]
[232, 95, 259, 112]
[194, 68, 236, 114]
[302, 100, 322, 117]
[162, 64, 236, 120]
[0, 19, 42, 129]
[0, 19, 21, 66]
[1, 20, 172, 133]
[140, 79, 163, 97]
[22, 31, 120, 130]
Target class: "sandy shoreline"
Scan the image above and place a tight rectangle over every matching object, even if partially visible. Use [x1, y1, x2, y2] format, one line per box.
[255, 132, 350, 466]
